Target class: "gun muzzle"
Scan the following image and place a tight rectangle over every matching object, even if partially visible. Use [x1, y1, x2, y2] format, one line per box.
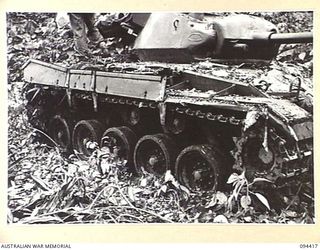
[252, 32, 313, 44]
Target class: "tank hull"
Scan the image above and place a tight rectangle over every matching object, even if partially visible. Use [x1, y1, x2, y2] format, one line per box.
[23, 59, 313, 192]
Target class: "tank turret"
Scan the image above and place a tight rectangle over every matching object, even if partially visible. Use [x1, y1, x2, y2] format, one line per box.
[131, 13, 313, 63]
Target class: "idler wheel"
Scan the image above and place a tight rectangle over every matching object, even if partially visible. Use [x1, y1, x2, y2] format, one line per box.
[101, 126, 137, 166]
[175, 144, 223, 191]
[49, 115, 73, 152]
[72, 120, 104, 160]
[134, 134, 177, 175]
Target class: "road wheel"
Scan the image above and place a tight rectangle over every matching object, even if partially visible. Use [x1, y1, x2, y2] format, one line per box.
[101, 126, 137, 167]
[175, 144, 224, 191]
[134, 134, 177, 175]
[72, 120, 103, 160]
[49, 115, 73, 152]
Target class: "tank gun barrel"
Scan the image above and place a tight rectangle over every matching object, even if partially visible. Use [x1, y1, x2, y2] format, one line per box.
[252, 32, 313, 44]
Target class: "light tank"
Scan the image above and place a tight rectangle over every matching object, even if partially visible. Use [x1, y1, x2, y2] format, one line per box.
[22, 12, 313, 193]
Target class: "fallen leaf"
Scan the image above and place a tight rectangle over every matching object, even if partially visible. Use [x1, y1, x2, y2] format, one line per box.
[240, 195, 252, 209]
[213, 214, 228, 223]
[243, 216, 252, 223]
[206, 191, 228, 208]
[127, 186, 135, 202]
[227, 173, 239, 184]
[251, 177, 273, 184]
[254, 192, 270, 210]
[140, 178, 147, 187]
[67, 163, 78, 176]
[24, 182, 35, 191]
[19, 215, 64, 224]
[283, 210, 298, 218]
[31, 175, 50, 191]
[164, 170, 175, 183]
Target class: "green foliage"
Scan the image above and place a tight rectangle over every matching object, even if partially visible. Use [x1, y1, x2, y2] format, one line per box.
[227, 170, 271, 212]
